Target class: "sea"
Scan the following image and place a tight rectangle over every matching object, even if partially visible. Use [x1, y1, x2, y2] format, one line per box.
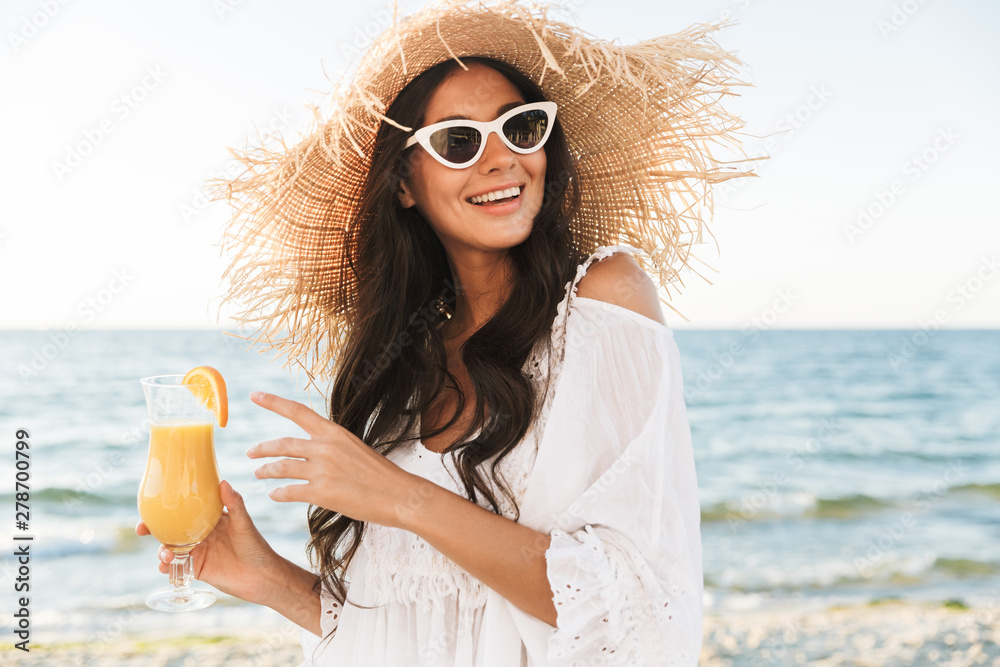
[0, 328, 998, 646]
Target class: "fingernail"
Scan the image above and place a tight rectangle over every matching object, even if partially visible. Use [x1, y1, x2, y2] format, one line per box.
[250, 391, 264, 402]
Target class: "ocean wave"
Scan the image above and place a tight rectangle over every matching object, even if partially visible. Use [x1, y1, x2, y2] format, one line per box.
[812, 494, 895, 519]
[933, 557, 1000, 577]
[702, 482, 998, 524]
[702, 491, 896, 524]
[707, 552, 936, 592]
[706, 553, 1000, 593]
[0, 487, 117, 505]
[841, 554, 1000, 587]
[950, 483, 1000, 499]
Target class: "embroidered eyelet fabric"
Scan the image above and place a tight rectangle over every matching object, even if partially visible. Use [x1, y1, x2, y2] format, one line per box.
[297, 245, 703, 666]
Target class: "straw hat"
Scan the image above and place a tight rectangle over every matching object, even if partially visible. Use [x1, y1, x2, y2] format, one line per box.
[208, 0, 758, 381]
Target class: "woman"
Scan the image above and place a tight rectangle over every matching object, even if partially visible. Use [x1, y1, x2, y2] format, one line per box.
[137, 1, 755, 664]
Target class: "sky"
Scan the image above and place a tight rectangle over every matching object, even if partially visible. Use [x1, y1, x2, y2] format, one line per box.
[1, 0, 997, 329]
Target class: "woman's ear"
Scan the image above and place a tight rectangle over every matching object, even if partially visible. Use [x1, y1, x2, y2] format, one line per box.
[397, 179, 416, 209]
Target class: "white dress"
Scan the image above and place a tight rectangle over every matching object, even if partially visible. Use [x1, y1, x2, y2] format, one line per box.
[298, 244, 704, 666]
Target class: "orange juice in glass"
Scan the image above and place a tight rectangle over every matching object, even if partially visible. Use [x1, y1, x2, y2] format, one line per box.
[139, 374, 224, 612]
[139, 421, 222, 548]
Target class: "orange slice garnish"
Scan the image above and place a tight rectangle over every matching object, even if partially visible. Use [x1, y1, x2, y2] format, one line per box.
[182, 366, 228, 428]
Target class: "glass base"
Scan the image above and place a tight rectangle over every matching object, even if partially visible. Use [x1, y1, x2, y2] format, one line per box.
[146, 588, 216, 612]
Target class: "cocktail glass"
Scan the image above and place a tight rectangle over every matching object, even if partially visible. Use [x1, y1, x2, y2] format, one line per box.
[138, 374, 223, 612]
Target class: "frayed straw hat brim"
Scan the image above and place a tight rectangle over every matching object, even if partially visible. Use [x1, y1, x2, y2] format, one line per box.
[208, 0, 759, 381]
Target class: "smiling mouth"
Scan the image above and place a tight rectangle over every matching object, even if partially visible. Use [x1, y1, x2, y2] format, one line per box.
[467, 186, 523, 206]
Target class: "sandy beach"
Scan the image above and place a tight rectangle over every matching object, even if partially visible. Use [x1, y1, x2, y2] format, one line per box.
[2, 634, 304, 666]
[5, 599, 997, 666]
[701, 599, 1000, 667]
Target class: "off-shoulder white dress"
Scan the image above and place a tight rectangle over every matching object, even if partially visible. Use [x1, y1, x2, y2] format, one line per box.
[298, 244, 704, 666]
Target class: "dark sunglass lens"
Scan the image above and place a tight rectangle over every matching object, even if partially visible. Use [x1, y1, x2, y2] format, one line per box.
[429, 126, 481, 163]
[503, 110, 549, 149]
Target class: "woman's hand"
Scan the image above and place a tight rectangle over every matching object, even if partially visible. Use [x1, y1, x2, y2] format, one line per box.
[135, 480, 286, 607]
[247, 391, 420, 529]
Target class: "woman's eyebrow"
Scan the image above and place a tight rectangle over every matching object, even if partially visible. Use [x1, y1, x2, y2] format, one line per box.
[430, 100, 525, 124]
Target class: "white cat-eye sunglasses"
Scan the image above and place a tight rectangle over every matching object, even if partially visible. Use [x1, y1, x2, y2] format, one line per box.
[404, 101, 557, 169]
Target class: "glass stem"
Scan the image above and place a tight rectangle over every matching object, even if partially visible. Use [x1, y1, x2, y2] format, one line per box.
[169, 552, 194, 603]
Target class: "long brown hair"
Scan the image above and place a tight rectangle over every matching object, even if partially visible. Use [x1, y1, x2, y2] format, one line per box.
[306, 56, 585, 635]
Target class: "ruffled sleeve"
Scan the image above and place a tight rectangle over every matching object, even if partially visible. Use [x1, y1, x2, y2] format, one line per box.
[516, 273, 703, 665]
[296, 576, 342, 666]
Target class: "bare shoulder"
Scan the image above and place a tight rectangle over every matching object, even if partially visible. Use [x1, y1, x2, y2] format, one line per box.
[574, 251, 668, 327]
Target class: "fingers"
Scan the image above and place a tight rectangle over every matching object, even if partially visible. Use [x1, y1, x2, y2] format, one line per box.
[140, 523, 169, 572]
[221, 480, 248, 519]
[267, 482, 312, 503]
[247, 436, 313, 460]
[250, 392, 333, 436]
[220, 479, 241, 507]
[253, 457, 311, 482]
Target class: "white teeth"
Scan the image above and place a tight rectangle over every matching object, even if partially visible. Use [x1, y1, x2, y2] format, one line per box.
[470, 186, 521, 204]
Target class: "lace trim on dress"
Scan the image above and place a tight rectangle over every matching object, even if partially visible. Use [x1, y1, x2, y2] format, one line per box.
[551, 244, 646, 352]
[362, 543, 489, 611]
[319, 582, 342, 636]
[362, 420, 543, 612]
[546, 525, 691, 666]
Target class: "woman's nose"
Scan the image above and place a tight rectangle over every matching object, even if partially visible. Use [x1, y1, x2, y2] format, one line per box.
[477, 130, 516, 172]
